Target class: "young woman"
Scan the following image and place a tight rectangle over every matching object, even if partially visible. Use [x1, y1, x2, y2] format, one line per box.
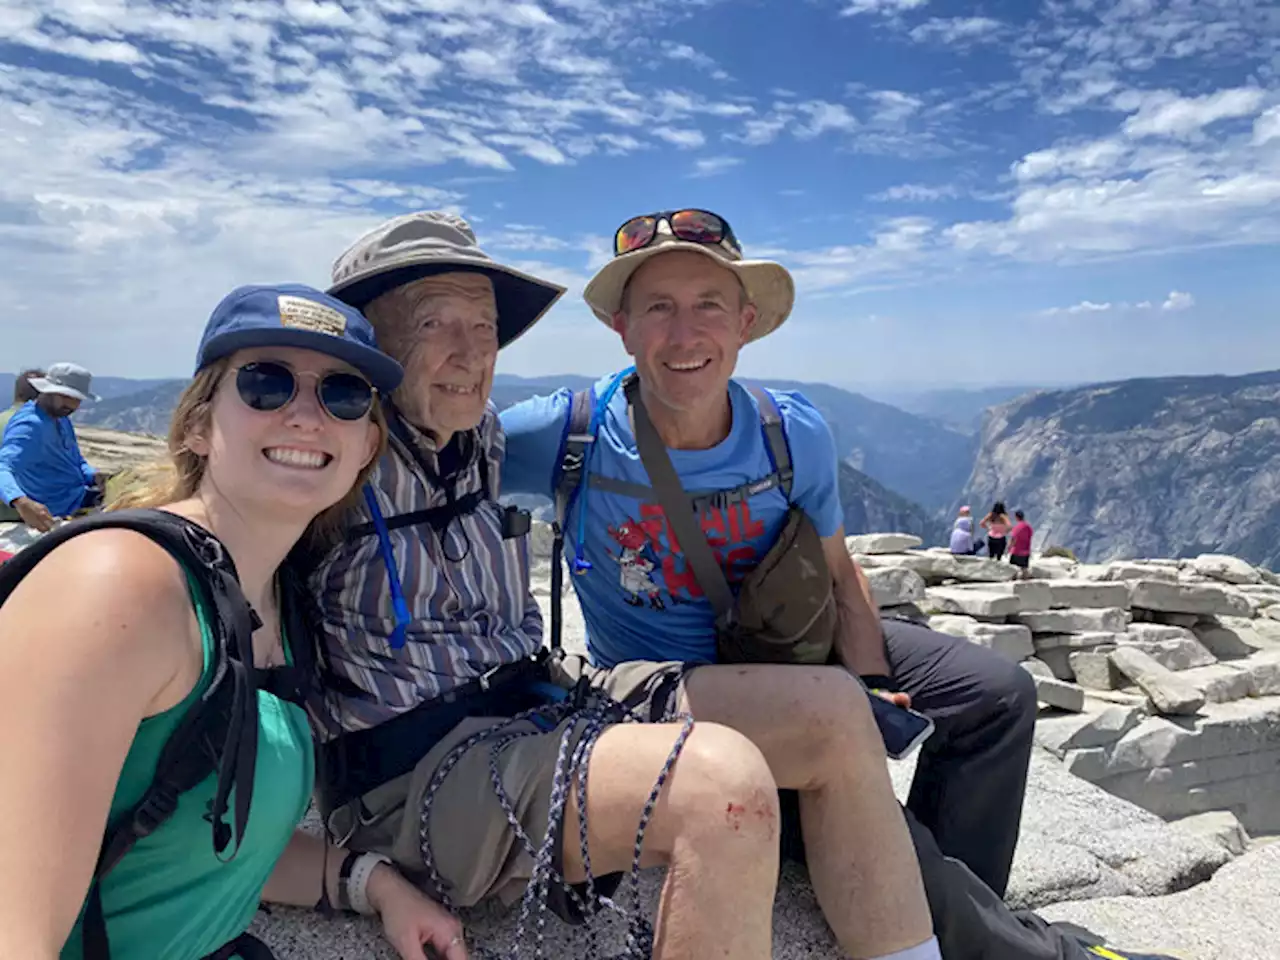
[0, 285, 468, 960]
[980, 500, 1013, 561]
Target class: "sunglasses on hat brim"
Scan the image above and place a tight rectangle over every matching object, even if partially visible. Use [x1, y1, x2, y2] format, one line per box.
[613, 209, 742, 259]
[233, 361, 375, 422]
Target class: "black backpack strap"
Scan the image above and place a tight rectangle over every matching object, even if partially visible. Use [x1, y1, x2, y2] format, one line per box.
[0, 509, 264, 960]
[746, 385, 793, 500]
[549, 387, 595, 654]
[344, 490, 489, 541]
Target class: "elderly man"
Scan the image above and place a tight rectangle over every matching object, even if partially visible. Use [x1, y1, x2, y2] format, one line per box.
[0, 363, 104, 533]
[306, 211, 941, 960]
[499, 209, 1177, 960]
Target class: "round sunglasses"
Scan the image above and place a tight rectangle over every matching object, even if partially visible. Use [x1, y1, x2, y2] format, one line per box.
[233, 361, 375, 421]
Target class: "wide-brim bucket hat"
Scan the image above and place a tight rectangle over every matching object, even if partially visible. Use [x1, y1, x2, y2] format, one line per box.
[29, 362, 99, 403]
[583, 216, 795, 342]
[327, 211, 566, 349]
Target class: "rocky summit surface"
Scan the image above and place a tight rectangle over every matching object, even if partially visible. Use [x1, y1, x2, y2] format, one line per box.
[963, 370, 1280, 566]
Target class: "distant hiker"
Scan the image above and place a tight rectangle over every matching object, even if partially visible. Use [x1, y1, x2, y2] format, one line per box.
[0, 286, 468, 960]
[949, 505, 978, 555]
[0, 368, 42, 433]
[981, 499, 1013, 561]
[0, 363, 105, 533]
[307, 210, 940, 960]
[1009, 510, 1034, 579]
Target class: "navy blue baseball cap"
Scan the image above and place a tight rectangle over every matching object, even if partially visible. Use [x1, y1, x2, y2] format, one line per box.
[195, 283, 403, 394]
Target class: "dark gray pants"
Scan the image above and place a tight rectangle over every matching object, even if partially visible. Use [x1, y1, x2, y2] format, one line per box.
[883, 616, 1035, 896]
[781, 618, 1091, 959]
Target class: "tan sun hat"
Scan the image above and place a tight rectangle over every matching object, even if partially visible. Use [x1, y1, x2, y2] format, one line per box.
[583, 213, 795, 343]
[328, 210, 566, 349]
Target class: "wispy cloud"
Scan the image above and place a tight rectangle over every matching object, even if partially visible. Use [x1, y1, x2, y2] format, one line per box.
[871, 183, 959, 202]
[690, 155, 744, 177]
[1120, 87, 1269, 140]
[1039, 291, 1197, 317]
[664, 43, 731, 81]
[654, 127, 707, 149]
[1040, 300, 1114, 317]
[909, 17, 1002, 45]
[840, 0, 928, 16]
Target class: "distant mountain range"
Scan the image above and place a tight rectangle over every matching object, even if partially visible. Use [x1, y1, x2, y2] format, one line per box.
[863, 384, 1058, 432]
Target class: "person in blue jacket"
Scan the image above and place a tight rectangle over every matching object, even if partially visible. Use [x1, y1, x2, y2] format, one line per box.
[0, 363, 105, 533]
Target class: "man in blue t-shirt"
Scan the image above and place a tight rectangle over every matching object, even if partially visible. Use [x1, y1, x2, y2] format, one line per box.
[0, 362, 104, 533]
[502, 209, 1173, 960]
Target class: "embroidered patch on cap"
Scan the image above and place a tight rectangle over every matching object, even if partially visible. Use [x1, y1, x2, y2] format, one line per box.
[278, 295, 347, 336]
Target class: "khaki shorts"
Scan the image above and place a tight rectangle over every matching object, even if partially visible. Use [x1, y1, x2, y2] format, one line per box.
[329, 657, 700, 920]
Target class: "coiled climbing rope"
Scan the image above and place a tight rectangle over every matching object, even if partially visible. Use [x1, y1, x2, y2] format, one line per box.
[417, 687, 695, 960]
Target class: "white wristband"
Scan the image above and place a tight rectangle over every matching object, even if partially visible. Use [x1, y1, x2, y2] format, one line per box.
[346, 852, 392, 915]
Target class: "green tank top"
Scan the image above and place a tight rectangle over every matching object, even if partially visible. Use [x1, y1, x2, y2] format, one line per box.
[62, 571, 315, 960]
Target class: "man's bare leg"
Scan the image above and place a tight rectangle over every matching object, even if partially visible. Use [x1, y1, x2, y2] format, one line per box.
[561, 722, 780, 960]
[684, 665, 935, 959]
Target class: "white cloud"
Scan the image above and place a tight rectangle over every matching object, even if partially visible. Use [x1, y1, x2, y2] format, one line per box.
[1038, 290, 1197, 317]
[454, 46, 523, 85]
[736, 115, 790, 145]
[690, 155, 743, 177]
[283, 0, 354, 28]
[1040, 300, 1114, 317]
[871, 183, 959, 202]
[487, 135, 570, 165]
[868, 90, 924, 124]
[1255, 107, 1280, 146]
[1120, 87, 1268, 139]
[909, 17, 1002, 45]
[793, 100, 858, 138]
[663, 43, 729, 79]
[949, 79, 1280, 263]
[654, 127, 706, 149]
[841, 0, 928, 15]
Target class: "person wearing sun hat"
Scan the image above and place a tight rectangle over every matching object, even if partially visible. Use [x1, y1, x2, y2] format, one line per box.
[499, 209, 1182, 960]
[0, 361, 106, 532]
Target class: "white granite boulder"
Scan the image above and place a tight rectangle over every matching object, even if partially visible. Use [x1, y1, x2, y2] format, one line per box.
[1129, 580, 1252, 618]
[1192, 554, 1262, 586]
[845, 532, 922, 555]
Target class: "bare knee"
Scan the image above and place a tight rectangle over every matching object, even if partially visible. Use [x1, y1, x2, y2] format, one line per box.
[665, 723, 781, 848]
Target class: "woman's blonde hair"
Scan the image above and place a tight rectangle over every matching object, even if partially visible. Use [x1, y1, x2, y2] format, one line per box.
[108, 357, 388, 554]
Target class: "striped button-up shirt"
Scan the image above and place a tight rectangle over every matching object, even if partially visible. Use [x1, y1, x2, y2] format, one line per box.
[308, 406, 542, 739]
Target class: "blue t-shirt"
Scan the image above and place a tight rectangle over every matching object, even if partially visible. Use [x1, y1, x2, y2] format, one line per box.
[0, 402, 96, 517]
[500, 373, 843, 668]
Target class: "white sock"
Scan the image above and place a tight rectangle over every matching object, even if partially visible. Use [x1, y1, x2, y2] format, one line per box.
[868, 937, 942, 960]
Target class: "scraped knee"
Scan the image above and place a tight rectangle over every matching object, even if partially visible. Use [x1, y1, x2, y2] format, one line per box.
[668, 722, 780, 849]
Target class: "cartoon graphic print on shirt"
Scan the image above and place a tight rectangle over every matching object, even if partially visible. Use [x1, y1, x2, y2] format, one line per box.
[607, 519, 665, 609]
[607, 497, 767, 608]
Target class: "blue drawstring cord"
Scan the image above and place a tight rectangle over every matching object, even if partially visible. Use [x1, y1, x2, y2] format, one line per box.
[569, 366, 634, 577]
[363, 484, 412, 650]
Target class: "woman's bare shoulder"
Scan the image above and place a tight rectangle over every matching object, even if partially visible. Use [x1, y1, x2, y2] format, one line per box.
[0, 528, 203, 701]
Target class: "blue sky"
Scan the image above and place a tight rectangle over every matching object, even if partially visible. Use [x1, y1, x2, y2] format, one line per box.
[1, 0, 1277, 392]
